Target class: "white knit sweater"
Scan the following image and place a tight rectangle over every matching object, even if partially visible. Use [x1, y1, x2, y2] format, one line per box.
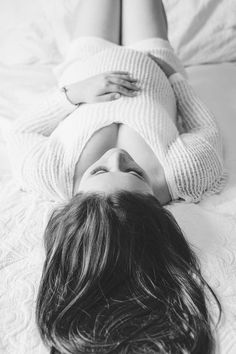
[5, 45, 226, 203]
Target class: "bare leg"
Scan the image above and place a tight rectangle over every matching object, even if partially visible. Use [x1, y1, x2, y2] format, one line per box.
[72, 0, 121, 44]
[122, 0, 168, 46]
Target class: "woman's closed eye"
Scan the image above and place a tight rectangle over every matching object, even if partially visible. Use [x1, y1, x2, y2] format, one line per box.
[125, 168, 145, 180]
[91, 167, 109, 175]
[90, 166, 145, 180]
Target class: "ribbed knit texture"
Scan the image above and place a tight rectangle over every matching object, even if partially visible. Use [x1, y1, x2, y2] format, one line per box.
[5, 39, 226, 203]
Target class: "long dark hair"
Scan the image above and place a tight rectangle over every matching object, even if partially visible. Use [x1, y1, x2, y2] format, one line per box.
[36, 192, 221, 354]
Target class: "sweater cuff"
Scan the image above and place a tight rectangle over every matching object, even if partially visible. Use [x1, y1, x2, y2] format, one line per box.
[169, 73, 186, 85]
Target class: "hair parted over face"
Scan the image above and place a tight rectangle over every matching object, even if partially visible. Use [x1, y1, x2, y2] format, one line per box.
[36, 191, 221, 354]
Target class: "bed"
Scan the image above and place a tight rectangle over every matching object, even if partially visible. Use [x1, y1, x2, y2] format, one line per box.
[0, 1, 236, 353]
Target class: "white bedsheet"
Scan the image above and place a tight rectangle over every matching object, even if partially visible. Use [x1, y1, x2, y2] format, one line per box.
[0, 62, 236, 353]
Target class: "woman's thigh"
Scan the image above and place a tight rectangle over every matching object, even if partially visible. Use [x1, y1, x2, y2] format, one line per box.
[122, 0, 168, 46]
[72, 0, 121, 44]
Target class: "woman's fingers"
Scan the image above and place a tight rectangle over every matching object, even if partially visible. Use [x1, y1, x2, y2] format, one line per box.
[96, 92, 121, 103]
[107, 71, 139, 84]
[108, 71, 130, 75]
[97, 73, 141, 97]
[109, 73, 138, 82]
[108, 77, 140, 92]
[102, 83, 140, 97]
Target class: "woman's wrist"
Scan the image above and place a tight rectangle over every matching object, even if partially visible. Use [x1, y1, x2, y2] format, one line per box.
[61, 86, 81, 106]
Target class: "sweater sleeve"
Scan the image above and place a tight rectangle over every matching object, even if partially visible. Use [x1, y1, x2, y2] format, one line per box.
[165, 73, 227, 202]
[5, 87, 77, 201]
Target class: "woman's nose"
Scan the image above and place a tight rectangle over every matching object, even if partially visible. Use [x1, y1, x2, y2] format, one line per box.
[107, 149, 133, 171]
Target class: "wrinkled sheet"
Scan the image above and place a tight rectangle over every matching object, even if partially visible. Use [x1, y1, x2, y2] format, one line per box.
[164, 0, 236, 65]
[0, 61, 236, 353]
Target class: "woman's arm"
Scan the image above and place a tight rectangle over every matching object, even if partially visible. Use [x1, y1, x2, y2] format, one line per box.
[12, 87, 77, 136]
[150, 56, 226, 202]
[166, 73, 226, 202]
[12, 71, 140, 136]
[5, 87, 78, 201]
[5, 72, 140, 201]
[169, 73, 222, 154]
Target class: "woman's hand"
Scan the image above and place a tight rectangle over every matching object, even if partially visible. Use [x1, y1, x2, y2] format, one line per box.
[65, 71, 140, 105]
[148, 54, 176, 78]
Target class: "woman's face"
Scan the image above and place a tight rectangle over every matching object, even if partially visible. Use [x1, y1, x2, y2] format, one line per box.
[78, 148, 154, 196]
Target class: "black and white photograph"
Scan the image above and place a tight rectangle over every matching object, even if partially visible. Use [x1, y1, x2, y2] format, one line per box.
[0, 0, 236, 353]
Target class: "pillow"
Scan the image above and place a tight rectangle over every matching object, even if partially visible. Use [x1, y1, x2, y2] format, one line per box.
[164, 0, 236, 66]
[41, 0, 236, 66]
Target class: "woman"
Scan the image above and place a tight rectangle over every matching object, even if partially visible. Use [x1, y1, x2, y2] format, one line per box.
[5, 0, 224, 353]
